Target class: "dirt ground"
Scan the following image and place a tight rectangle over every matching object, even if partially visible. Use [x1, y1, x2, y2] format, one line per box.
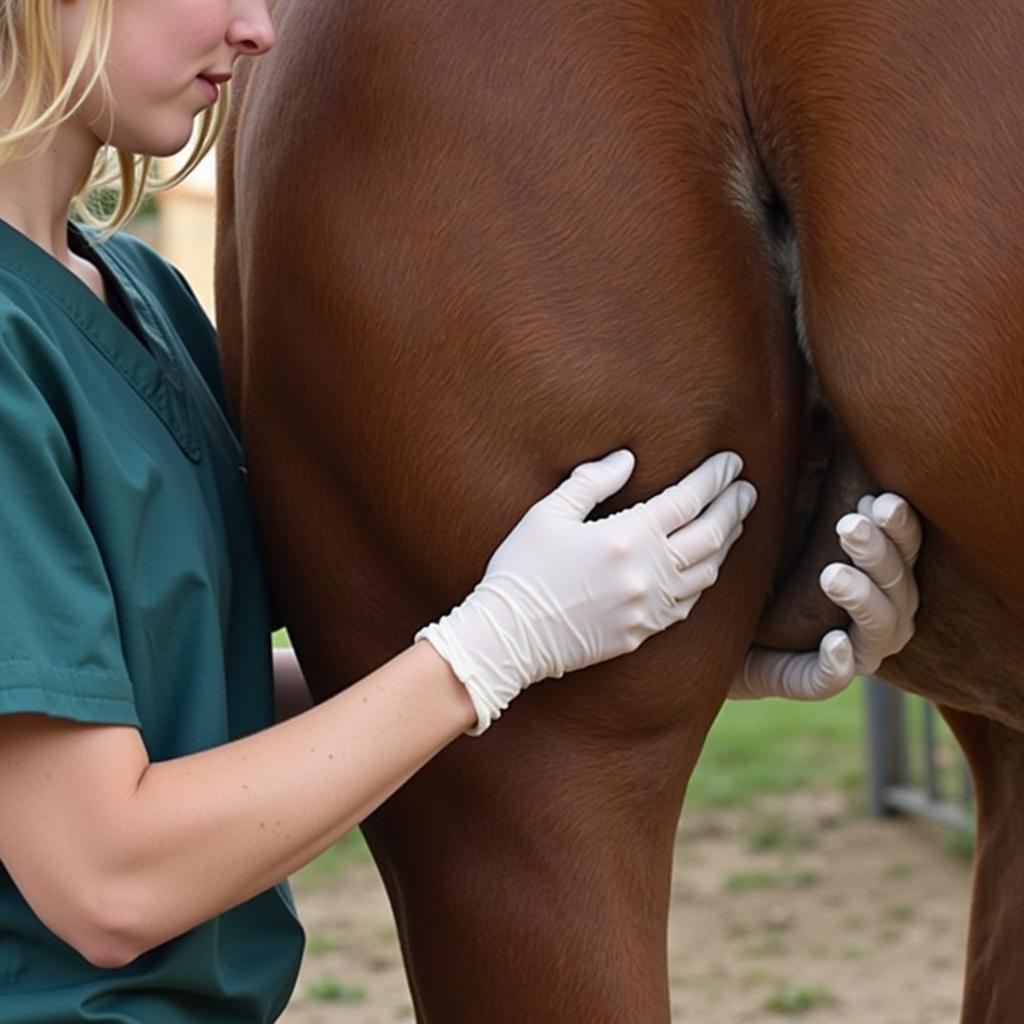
[280, 790, 971, 1023]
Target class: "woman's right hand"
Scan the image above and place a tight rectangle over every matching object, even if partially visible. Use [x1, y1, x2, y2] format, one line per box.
[416, 450, 757, 734]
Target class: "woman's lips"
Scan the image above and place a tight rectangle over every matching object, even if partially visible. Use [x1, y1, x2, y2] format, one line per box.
[197, 75, 219, 105]
[197, 72, 230, 105]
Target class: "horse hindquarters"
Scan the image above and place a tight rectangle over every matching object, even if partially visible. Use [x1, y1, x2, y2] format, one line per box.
[737, 0, 1024, 721]
[738, 4, 1024, 1019]
[222, 2, 806, 1020]
[738, 0, 1024, 621]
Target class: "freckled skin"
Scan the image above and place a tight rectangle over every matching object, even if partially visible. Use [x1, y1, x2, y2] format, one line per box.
[219, 2, 1024, 1021]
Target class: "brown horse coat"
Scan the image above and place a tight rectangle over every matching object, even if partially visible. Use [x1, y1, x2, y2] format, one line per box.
[218, 3, 1024, 1021]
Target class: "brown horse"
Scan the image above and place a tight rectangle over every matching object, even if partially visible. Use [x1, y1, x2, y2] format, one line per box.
[216, 2, 1024, 1021]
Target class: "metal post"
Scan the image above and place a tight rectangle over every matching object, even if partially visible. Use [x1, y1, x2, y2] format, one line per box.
[922, 701, 940, 802]
[865, 676, 909, 818]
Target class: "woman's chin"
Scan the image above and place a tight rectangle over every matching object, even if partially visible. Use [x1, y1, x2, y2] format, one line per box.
[147, 131, 197, 159]
[114, 122, 199, 160]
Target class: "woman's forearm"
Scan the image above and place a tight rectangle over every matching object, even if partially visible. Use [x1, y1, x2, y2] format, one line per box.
[0, 642, 474, 966]
[128, 642, 473, 948]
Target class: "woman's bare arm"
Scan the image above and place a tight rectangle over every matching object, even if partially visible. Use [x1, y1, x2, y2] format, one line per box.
[0, 642, 473, 969]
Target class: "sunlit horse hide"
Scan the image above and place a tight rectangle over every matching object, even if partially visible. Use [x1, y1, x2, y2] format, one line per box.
[217, 2, 1024, 1021]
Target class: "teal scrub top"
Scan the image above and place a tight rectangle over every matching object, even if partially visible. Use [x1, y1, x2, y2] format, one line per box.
[0, 219, 305, 1022]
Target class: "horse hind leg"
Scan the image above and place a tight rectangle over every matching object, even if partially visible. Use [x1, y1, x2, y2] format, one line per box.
[349, 90, 809, 1024]
[941, 710, 1024, 1024]
[231, 3, 810, 1020]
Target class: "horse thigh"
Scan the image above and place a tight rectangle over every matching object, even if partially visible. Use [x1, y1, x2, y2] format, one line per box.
[742, 0, 1024, 615]
[345, 207, 804, 1023]
[226, 5, 807, 1019]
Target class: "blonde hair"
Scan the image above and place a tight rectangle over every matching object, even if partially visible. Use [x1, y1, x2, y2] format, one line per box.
[0, 0, 227, 235]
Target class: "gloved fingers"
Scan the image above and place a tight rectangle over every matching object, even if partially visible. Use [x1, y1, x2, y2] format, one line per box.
[642, 451, 745, 534]
[855, 493, 922, 569]
[812, 629, 857, 697]
[542, 449, 636, 519]
[730, 630, 854, 700]
[856, 494, 876, 519]
[836, 513, 907, 592]
[870, 493, 923, 568]
[837, 507, 919, 620]
[670, 523, 742, 617]
[666, 479, 756, 568]
[820, 562, 898, 671]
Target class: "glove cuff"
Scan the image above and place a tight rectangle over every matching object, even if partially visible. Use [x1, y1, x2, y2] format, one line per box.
[414, 619, 506, 736]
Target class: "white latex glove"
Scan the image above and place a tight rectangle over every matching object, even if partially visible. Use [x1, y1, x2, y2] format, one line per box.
[417, 450, 757, 734]
[732, 493, 922, 701]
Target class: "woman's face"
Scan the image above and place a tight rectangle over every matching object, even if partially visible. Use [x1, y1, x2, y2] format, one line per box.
[59, 0, 274, 156]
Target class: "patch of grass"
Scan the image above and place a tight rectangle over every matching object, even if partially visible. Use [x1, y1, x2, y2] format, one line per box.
[884, 860, 913, 879]
[296, 829, 372, 885]
[943, 828, 975, 862]
[741, 967, 780, 988]
[763, 985, 839, 1015]
[306, 974, 366, 1004]
[741, 936, 790, 958]
[726, 870, 820, 893]
[883, 902, 915, 924]
[306, 932, 347, 956]
[745, 817, 819, 854]
[686, 684, 863, 810]
[726, 871, 782, 892]
[787, 869, 820, 889]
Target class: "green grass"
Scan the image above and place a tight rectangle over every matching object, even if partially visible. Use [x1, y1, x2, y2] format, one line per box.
[883, 902, 915, 924]
[744, 818, 820, 853]
[942, 828, 975, 861]
[305, 975, 366, 1004]
[295, 829, 372, 885]
[686, 683, 863, 810]
[725, 870, 821, 892]
[763, 985, 838, 1015]
[306, 932, 347, 956]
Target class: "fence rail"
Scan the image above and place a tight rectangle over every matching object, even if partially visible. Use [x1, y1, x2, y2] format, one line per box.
[864, 676, 974, 833]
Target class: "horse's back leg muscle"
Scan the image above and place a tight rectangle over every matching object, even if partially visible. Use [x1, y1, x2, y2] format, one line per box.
[227, 2, 803, 1020]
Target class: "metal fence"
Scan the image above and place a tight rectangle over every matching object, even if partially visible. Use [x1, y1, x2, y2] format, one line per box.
[864, 676, 974, 833]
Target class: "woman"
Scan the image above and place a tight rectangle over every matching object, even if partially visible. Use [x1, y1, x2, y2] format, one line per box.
[0, 2, 917, 1021]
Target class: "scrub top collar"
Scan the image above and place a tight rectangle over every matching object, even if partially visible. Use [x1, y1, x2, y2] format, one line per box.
[0, 217, 201, 461]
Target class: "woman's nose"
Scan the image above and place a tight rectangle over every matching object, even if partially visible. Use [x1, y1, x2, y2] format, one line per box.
[227, 2, 275, 56]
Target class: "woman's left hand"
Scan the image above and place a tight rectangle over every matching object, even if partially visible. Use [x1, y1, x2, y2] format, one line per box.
[731, 493, 922, 701]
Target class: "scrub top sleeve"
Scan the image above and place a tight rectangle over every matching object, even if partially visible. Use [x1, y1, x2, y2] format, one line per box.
[0, 330, 140, 728]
